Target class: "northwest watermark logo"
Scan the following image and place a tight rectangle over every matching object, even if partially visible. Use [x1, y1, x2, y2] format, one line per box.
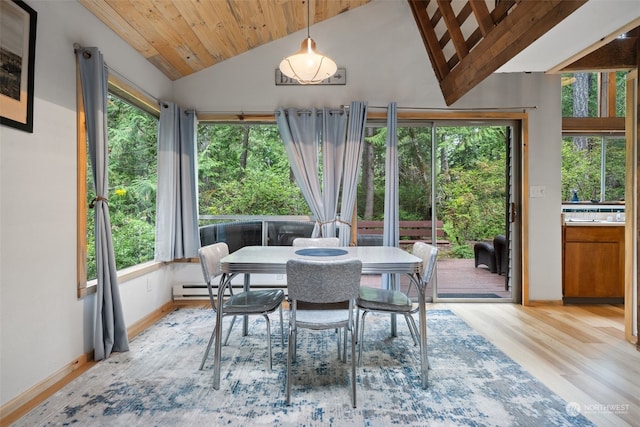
[566, 401, 630, 416]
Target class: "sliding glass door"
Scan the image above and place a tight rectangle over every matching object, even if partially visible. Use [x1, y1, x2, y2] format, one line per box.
[430, 121, 520, 302]
[357, 119, 521, 302]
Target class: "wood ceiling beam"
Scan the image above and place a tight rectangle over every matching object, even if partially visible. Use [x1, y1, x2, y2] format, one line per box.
[469, 0, 493, 37]
[437, 0, 469, 62]
[560, 37, 639, 72]
[408, 0, 450, 81]
[491, 0, 517, 26]
[440, 0, 587, 106]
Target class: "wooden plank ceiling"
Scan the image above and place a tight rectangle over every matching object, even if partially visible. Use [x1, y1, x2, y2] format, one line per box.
[79, 0, 371, 81]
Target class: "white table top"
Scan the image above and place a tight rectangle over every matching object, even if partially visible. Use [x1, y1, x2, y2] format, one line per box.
[220, 245, 422, 275]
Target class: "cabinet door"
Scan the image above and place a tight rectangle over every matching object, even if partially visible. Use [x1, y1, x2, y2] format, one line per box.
[563, 240, 623, 298]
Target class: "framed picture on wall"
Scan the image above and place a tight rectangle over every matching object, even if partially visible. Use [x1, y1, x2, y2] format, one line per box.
[1, 0, 37, 133]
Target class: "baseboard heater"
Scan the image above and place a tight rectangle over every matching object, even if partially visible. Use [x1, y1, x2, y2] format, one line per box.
[172, 283, 286, 301]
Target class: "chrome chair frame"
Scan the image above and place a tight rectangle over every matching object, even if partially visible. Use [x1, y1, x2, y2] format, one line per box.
[198, 242, 285, 372]
[357, 242, 438, 367]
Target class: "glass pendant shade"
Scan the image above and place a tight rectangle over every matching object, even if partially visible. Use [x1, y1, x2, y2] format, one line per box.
[279, 37, 337, 84]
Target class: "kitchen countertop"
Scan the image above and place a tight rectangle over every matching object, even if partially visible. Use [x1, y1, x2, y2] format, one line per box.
[564, 219, 625, 226]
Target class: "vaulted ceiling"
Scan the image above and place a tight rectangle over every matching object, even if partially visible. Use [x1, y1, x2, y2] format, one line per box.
[78, 0, 372, 81]
[80, 0, 640, 106]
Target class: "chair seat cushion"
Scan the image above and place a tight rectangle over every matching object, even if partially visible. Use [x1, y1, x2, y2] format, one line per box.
[295, 309, 350, 329]
[224, 289, 285, 314]
[357, 287, 413, 312]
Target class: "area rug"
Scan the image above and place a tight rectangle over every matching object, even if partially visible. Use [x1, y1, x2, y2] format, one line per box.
[15, 308, 594, 426]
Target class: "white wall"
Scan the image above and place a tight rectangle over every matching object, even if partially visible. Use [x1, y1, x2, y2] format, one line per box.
[0, 1, 173, 406]
[1, 0, 565, 408]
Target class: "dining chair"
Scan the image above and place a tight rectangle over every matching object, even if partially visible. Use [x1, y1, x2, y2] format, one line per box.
[292, 236, 347, 358]
[292, 237, 340, 247]
[285, 258, 362, 408]
[198, 242, 285, 372]
[357, 242, 438, 367]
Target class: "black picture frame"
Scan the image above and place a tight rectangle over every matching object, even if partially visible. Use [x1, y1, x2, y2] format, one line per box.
[1, 0, 37, 133]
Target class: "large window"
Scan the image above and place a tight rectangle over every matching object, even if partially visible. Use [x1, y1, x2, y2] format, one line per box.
[197, 123, 309, 216]
[561, 136, 626, 202]
[561, 71, 627, 118]
[561, 71, 627, 203]
[78, 84, 158, 291]
[197, 120, 509, 259]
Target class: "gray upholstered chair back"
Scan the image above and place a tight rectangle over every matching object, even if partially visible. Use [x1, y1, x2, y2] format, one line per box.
[292, 237, 340, 247]
[412, 241, 438, 284]
[198, 242, 230, 285]
[286, 258, 362, 304]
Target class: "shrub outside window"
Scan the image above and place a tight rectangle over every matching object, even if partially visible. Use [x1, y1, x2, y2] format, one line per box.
[83, 93, 158, 281]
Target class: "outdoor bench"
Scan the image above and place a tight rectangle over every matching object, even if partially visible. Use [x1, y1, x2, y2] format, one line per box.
[356, 220, 449, 247]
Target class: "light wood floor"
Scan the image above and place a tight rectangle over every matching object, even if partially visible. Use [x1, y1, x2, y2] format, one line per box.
[438, 303, 639, 426]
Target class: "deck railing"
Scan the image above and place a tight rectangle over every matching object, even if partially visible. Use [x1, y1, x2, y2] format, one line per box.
[199, 215, 316, 251]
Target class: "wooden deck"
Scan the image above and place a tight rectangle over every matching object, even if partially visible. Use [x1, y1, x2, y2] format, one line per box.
[361, 258, 511, 300]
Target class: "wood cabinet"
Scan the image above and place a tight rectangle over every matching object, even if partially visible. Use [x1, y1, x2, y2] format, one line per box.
[562, 225, 625, 304]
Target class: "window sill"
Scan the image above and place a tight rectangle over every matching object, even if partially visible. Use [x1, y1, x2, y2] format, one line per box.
[78, 260, 167, 298]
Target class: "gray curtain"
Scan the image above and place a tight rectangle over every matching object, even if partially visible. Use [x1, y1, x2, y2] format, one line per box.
[76, 47, 129, 360]
[276, 107, 347, 237]
[338, 101, 368, 246]
[155, 102, 199, 261]
[382, 102, 399, 290]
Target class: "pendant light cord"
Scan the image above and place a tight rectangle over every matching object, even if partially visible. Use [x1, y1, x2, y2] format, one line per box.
[306, 1, 310, 39]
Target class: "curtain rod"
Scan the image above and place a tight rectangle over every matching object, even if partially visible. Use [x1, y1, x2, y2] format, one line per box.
[275, 108, 346, 116]
[344, 105, 538, 111]
[198, 104, 537, 118]
[73, 43, 161, 110]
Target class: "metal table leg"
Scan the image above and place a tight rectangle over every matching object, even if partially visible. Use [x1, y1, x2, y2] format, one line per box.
[404, 271, 429, 389]
[213, 273, 229, 390]
[418, 278, 428, 389]
[242, 273, 250, 336]
[390, 273, 398, 336]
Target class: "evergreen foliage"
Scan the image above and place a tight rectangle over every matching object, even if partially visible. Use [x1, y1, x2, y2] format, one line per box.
[86, 94, 158, 279]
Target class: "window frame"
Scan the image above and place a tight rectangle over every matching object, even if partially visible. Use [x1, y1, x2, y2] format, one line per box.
[76, 70, 161, 298]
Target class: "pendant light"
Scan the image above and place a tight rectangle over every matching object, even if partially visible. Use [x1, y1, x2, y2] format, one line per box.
[279, 0, 337, 84]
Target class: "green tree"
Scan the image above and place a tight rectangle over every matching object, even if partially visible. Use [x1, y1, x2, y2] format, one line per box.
[86, 94, 158, 279]
[198, 124, 308, 216]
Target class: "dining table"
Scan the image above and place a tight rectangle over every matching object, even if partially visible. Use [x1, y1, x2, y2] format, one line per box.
[213, 245, 429, 390]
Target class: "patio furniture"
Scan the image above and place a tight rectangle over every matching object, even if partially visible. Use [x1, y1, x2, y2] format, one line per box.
[493, 234, 508, 276]
[356, 220, 449, 247]
[474, 241, 497, 273]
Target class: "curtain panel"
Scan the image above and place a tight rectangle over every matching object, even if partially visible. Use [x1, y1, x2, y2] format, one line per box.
[382, 102, 399, 290]
[76, 46, 129, 360]
[277, 103, 368, 243]
[276, 107, 347, 238]
[155, 102, 200, 261]
[339, 101, 368, 246]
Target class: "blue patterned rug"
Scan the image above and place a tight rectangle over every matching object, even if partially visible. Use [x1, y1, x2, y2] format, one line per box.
[16, 308, 594, 426]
